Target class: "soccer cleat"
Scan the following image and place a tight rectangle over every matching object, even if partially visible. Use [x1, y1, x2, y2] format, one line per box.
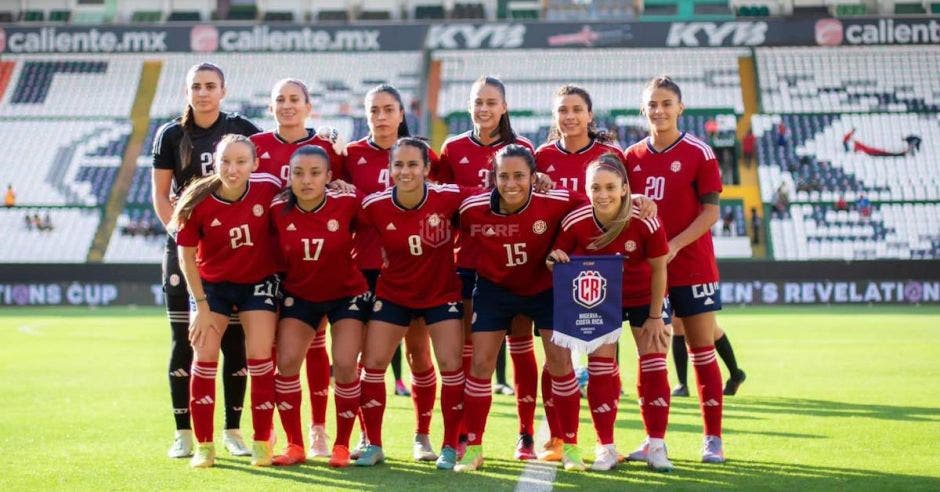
[436, 446, 458, 470]
[190, 443, 215, 468]
[354, 444, 385, 466]
[671, 384, 690, 397]
[309, 424, 331, 457]
[168, 429, 194, 458]
[537, 437, 564, 462]
[723, 370, 747, 396]
[701, 435, 726, 464]
[329, 445, 351, 468]
[625, 438, 649, 462]
[576, 367, 589, 397]
[453, 445, 484, 472]
[222, 429, 251, 457]
[561, 444, 586, 471]
[590, 444, 620, 471]
[272, 443, 306, 466]
[493, 383, 515, 396]
[394, 380, 411, 397]
[647, 441, 674, 472]
[251, 440, 274, 466]
[350, 434, 369, 460]
[413, 433, 438, 461]
[514, 433, 536, 460]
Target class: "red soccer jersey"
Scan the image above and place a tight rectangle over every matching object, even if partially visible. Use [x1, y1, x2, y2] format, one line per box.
[459, 189, 582, 296]
[175, 173, 281, 284]
[251, 129, 345, 186]
[623, 132, 723, 287]
[555, 204, 669, 307]
[535, 139, 623, 193]
[436, 132, 535, 269]
[269, 190, 368, 302]
[360, 183, 465, 309]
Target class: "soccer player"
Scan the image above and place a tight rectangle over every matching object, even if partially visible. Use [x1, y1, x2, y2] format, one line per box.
[355, 137, 470, 469]
[623, 75, 726, 464]
[671, 321, 746, 397]
[549, 154, 674, 472]
[345, 85, 439, 462]
[250, 78, 348, 458]
[267, 146, 371, 467]
[455, 145, 588, 472]
[534, 84, 624, 460]
[170, 135, 282, 468]
[151, 62, 259, 460]
[435, 76, 540, 460]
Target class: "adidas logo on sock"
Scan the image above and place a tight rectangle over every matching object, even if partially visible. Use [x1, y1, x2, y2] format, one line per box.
[519, 395, 536, 403]
[451, 403, 464, 411]
[565, 433, 575, 439]
[255, 401, 275, 411]
[277, 402, 294, 411]
[362, 399, 383, 409]
[650, 397, 669, 407]
[420, 410, 433, 417]
[338, 410, 357, 419]
[195, 396, 214, 405]
[312, 389, 329, 397]
[233, 368, 248, 376]
[170, 368, 189, 377]
[592, 403, 612, 414]
[703, 398, 720, 407]
[467, 432, 477, 442]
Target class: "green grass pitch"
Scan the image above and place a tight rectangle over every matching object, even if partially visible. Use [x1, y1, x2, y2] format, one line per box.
[1, 305, 939, 490]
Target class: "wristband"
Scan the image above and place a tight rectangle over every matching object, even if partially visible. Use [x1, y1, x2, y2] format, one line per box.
[194, 297, 207, 304]
[647, 315, 662, 319]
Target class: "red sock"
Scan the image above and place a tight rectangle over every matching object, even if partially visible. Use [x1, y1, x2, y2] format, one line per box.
[541, 366, 561, 439]
[411, 367, 437, 435]
[690, 346, 723, 437]
[440, 369, 466, 449]
[587, 356, 618, 445]
[508, 336, 537, 436]
[306, 330, 330, 427]
[333, 380, 361, 448]
[247, 358, 275, 442]
[359, 367, 386, 447]
[275, 373, 304, 447]
[461, 342, 473, 374]
[190, 361, 217, 443]
[551, 372, 581, 444]
[638, 353, 670, 439]
[462, 375, 492, 446]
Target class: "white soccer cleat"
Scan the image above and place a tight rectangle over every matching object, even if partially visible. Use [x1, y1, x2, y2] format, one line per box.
[412, 433, 438, 461]
[167, 429, 194, 458]
[350, 434, 369, 460]
[309, 425, 332, 457]
[590, 444, 620, 471]
[625, 437, 649, 462]
[646, 439, 674, 472]
[222, 429, 251, 457]
[701, 435, 726, 464]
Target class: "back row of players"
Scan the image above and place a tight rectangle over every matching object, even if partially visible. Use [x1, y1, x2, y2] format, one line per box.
[153, 62, 741, 472]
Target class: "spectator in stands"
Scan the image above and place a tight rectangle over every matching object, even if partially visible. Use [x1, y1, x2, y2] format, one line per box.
[4, 184, 15, 208]
[704, 118, 718, 144]
[750, 207, 760, 245]
[775, 121, 787, 147]
[721, 208, 734, 236]
[41, 212, 52, 231]
[835, 194, 848, 211]
[741, 130, 756, 168]
[904, 135, 922, 156]
[24, 214, 32, 231]
[772, 183, 789, 219]
[857, 193, 872, 219]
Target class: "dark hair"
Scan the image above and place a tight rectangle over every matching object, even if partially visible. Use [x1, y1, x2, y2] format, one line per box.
[180, 62, 226, 169]
[275, 145, 332, 210]
[472, 76, 517, 144]
[271, 78, 310, 104]
[585, 153, 632, 250]
[366, 84, 410, 138]
[643, 75, 683, 103]
[492, 144, 536, 176]
[547, 84, 611, 144]
[390, 137, 431, 168]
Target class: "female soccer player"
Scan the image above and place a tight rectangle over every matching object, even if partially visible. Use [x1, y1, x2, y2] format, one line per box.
[267, 146, 371, 468]
[623, 75, 726, 464]
[671, 320, 746, 397]
[549, 154, 674, 472]
[455, 145, 588, 472]
[250, 78, 347, 458]
[152, 62, 259, 459]
[355, 137, 469, 470]
[170, 135, 282, 468]
[435, 76, 540, 460]
[534, 84, 624, 460]
[345, 85, 439, 462]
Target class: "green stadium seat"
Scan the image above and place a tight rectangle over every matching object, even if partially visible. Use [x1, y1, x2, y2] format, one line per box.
[22, 10, 45, 22]
[358, 10, 392, 20]
[167, 10, 201, 21]
[49, 9, 71, 22]
[131, 11, 163, 22]
[893, 2, 927, 14]
[317, 9, 349, 21]
[263, 11, 294, 21]
[226, 4, 258, 20]
[415, 5, 446, 19]
[0, 11, 13, 22]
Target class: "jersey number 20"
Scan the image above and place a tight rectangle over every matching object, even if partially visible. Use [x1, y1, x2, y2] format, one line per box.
[644, 176, 665, 201]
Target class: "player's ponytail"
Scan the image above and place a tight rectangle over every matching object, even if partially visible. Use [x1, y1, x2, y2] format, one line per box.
[366, 84, 410, 138]
[168, 174, 221, 233]
[473, 76, 518, 144]
[180, 63, 226, 169]
[548, 84, 612, 145]
[586, 153, 632, 250]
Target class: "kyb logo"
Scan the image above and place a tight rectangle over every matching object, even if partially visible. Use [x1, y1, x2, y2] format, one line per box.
[666, 22, 767, 47]
[426, 24, 526, 49]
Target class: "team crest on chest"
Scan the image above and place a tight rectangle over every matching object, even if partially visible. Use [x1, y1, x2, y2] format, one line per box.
[624, 240, 637, 252]
[670, 161, 682, 173]
[532, 220, 547, 235]
[327, 219, 339, 232]
[253, 204, 264, 217]
[572, 270, 607, 309]
[420, 213, 451, 247]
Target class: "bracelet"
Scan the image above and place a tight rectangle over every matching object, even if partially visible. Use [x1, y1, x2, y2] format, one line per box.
[647, 315, 662, 319]
[193, 297, 207, 303]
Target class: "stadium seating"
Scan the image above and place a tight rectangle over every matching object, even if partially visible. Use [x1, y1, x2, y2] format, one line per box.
[103, 208, 166, 263]
[0, 207, 100, 262]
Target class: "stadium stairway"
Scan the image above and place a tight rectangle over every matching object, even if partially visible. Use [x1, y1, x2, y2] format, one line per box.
[87, 60, 161, 262]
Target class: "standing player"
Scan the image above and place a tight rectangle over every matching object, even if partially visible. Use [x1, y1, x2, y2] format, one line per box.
[344, 85, 439, 461]
[267, 146, 371, 467]
[454, 145, 587, 472]
[250, 78, 347, 458]
[170, 135, 282, 467]
[671, 321, 746, 397]
[151, 62, 259, 459]
[534, 84, 624, 460]
[623, 75, 726, 464]
[549, 154, 674, 472]
[355, 138, 468, 469]
[435, 76, 540, 460]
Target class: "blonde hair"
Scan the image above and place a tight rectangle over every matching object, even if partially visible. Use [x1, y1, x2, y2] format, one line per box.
[586, 153, 631, 250]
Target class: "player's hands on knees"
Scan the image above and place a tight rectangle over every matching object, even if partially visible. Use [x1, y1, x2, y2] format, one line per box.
[546, 249, 570, 271]
[328, 179, 356, 193]
[640, 316, 670, 353]
[631, 194, 658, 219]
[317, 126, 348, 156]
[534, 172, 555, 192]
[189, 310, 219, 348]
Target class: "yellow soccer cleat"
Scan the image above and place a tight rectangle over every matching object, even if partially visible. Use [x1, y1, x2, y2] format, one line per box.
[251, 440, 274, 466]
[190, 443, 215, 468]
